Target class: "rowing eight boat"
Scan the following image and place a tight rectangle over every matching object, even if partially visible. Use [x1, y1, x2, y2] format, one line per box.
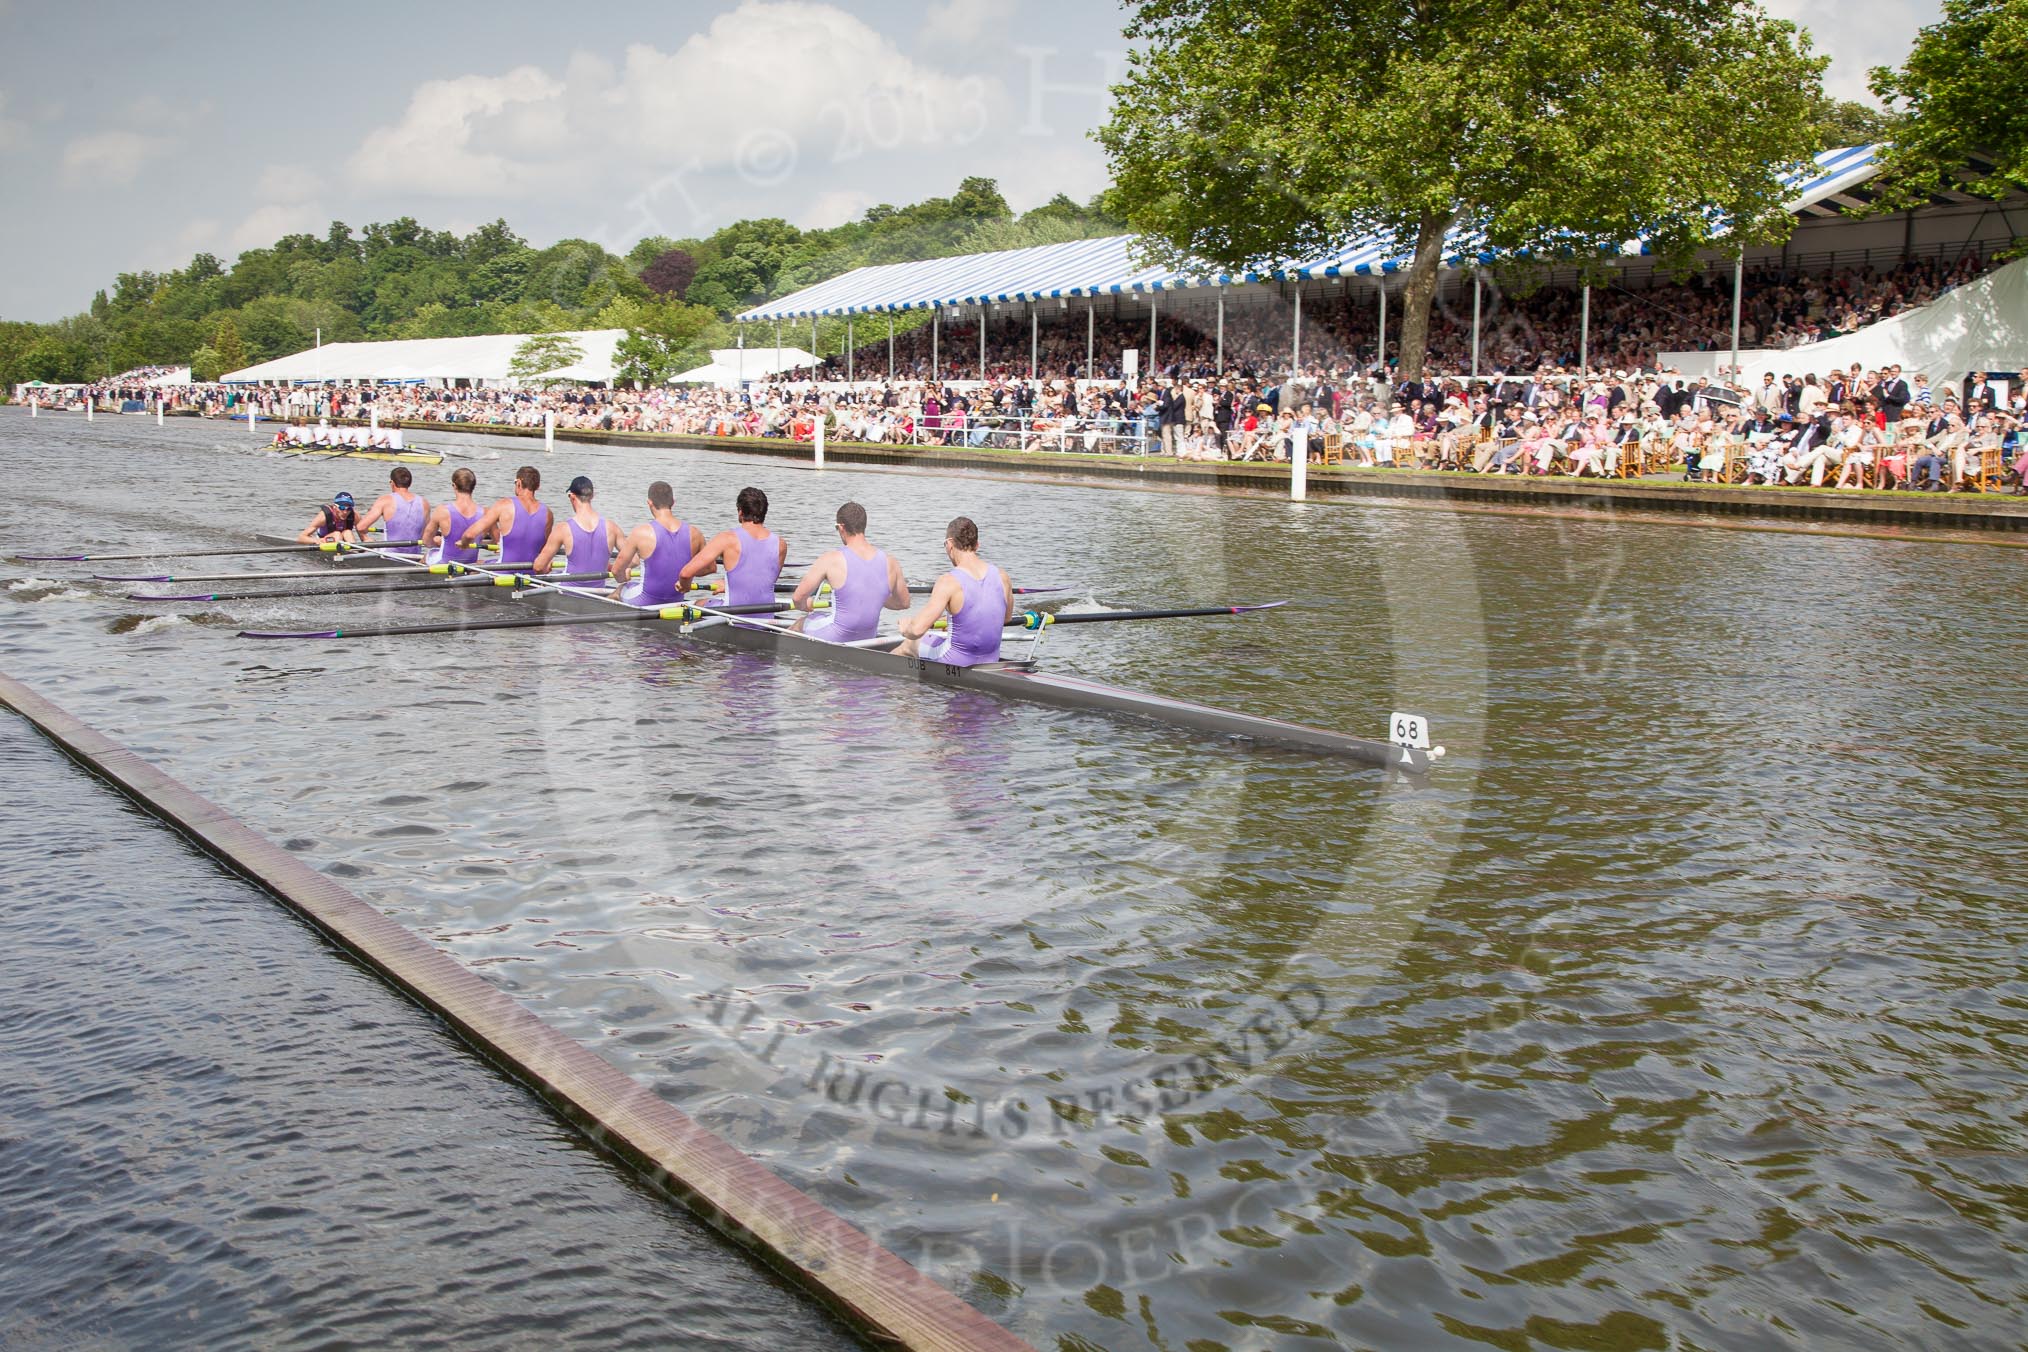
[247, 534, 1438, 770]
[273, 444, 445, 467]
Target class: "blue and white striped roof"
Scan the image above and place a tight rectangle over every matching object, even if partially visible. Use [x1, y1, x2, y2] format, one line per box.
[739, 146, 1881, 321]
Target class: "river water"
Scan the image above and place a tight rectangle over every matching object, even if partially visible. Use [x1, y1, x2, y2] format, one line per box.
[1, 409, 2022, 1351]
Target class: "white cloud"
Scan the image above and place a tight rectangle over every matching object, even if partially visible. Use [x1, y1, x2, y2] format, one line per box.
[60, 130, 167, 188]
[1762, 0, 1942, 102]
[347, 65, 566, 196]
[344, 1, 1002, 201]
[920, 0, 1014, 49]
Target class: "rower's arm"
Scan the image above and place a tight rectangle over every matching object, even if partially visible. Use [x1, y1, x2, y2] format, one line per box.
[459, 502, 503, 545]
[531, 520, 570, 574]
[999, 568, 1016, 624]
[610, 524, 649, 582]
[294, 511, 326, 545]
[419, 506, 446, 550]
[355, 496, 391, 533]
[789, 552, 841, 611]
[898, 575, 962, 639]
[884, 555, 911, 611]
[679, 532, 732, 583]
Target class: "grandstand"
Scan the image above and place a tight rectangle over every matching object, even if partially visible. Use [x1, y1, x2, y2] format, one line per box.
[736, 147, 2025, 384]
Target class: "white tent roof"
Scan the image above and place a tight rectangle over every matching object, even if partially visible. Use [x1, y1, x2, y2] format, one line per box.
[740, 147, 1885, 320]
[669, 346, 818, 385]
[1730, 257, 2028, 390]
[221, 330, 625, 385]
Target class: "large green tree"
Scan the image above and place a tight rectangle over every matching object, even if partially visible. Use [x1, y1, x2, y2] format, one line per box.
[1870, 0, 2028, 205]
[209, 316, 249, 377]
[1098, 0, 1828, 379]
[508, 333, 586, 385]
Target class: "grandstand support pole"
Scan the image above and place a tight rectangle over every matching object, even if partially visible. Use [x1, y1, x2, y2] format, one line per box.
[1471, 271, 1482, 380]
[774, 318, 783, 373]
[1292, 286, 1302, 378]
[1580, 285, 1591, 373]
[1377, 280, 1387, 393]
[979, 306, 986, 381]
[1086, 302, 1094, 377]
[811, 314, 819, 370]
[1149, 300, 1158, 378]
[887, 314, 894, 381]
[1216, 287, 1225, 373]
[543, 408, 555, 453]
[1729, 254, 1744, 384]
[931, 307, 939, 378]
[1030, 305, 1038, 381]
[846, 315, 854, 384]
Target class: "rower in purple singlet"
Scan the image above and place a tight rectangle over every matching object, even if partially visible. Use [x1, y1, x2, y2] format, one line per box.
[419, 467, 484, 565]
[355, 466, 429, 555]
[789, 500, 909, 642]
[531, 475, 621, 587]
[680, 486, 789, 606]
[611, 479, 705, 607]
[295, 490, 360, 543]
[895, 515, 1015, 665]
[461, 465, 551, 566]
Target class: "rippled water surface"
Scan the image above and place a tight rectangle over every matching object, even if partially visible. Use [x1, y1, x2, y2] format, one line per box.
[0, 713, 855, 1351]
[2, 409, 2024, 1350]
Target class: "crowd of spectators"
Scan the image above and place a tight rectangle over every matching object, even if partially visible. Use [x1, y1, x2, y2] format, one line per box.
[30, 252, 2022, 495]
[780, 251, 1996, 385]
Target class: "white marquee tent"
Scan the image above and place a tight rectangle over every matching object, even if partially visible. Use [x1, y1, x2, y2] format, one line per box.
[1719, 257, 2028, 390]
[669, 347, 819, 386]
[221, 330, 625, 386]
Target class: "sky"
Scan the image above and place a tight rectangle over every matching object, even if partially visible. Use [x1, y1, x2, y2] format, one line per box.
[0, 0, 1942, 321]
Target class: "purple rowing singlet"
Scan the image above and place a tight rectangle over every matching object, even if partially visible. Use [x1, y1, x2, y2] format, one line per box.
[819, 548, 888, 642]
[944, 564, 1005, 666]
[562, 514, 609, 586]
[634, 519, 691, 606]
[725, 527, 781, 606]
[499, 497, 548, 565]
[384, 493, 427, 555]
[438, 501, 482, 565]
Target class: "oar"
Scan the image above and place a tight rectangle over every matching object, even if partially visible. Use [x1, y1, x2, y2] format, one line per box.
[239, 600, 790, 641]
[1011, 602, 1287, 629]
[132, 571, 613, 602]
[14, 540, 422, 564]
[692, 578, 1070, 597]
[96, 564, 423, 583]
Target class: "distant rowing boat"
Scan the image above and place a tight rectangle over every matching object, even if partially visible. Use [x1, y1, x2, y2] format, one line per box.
[243, 534, 1438, 769]
[272, 444, 445, 466]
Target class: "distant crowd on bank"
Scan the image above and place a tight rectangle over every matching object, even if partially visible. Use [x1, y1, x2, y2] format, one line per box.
[41, 356, 2028, 496]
